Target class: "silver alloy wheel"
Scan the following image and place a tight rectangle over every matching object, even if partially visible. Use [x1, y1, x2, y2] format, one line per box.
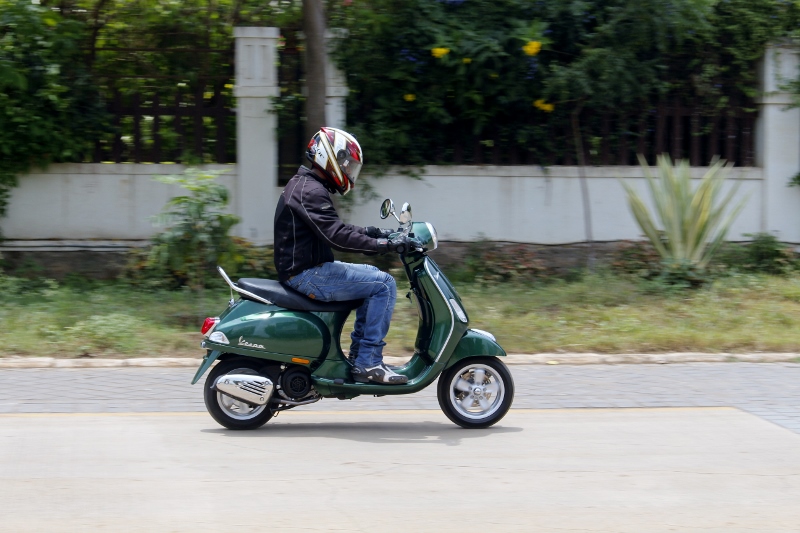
[448, 363, 506, 420]
[215, 368, 268, 421]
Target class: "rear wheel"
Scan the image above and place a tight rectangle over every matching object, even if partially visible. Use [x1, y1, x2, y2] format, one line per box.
[204, 359, 275, 430]
[437, 357, 514, 429]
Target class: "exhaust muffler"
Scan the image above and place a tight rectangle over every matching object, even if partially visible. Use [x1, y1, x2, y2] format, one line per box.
[215, 374, 274, 406]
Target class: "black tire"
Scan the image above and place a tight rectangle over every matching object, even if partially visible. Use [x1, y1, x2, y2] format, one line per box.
[437, 357, 514, 429]
[204, 359, 275, 430]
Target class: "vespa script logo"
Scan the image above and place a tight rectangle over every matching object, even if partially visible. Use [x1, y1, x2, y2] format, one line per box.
[238, 336, 265, 350]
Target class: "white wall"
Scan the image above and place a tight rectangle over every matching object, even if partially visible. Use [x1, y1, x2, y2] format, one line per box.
[344, 165, 764, 244]
[1, 164, 237, 245]
[0, 163, 763, 248]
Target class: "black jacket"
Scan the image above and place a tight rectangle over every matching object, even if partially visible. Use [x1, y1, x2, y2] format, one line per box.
[273, 167, 380, 281]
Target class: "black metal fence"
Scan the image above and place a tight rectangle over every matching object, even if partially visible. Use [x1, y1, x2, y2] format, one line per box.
[444, 98, 756, 167]
[88, 46, 235, 164]
[92, 46, 756, 168]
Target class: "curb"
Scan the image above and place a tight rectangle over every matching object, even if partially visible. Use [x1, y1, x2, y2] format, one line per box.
[0, 353, 798, 369]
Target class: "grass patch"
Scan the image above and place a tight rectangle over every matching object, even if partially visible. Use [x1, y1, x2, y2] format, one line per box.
[0, 279, 222, 358]
[4, 272, 800, 358]
[383, 272, 800, 355]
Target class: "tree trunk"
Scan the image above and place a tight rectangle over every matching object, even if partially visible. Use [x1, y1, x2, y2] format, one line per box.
[303, 0, 327, 141]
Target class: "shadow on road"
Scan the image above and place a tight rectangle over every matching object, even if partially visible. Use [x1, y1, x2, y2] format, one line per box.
[200, 421, 523, 446]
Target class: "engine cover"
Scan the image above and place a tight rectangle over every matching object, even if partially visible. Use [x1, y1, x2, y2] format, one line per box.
[215, 374, 274, 406]
[280, 368, 312, 400]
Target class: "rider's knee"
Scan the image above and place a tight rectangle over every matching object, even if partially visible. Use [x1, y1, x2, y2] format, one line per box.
[380, 272, 396, 296]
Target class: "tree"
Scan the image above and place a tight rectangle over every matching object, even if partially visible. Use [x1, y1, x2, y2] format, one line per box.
[303, 0, 327, 139]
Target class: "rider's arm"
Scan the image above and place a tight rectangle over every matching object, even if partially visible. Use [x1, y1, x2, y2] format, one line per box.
[295, 176, 382, 254]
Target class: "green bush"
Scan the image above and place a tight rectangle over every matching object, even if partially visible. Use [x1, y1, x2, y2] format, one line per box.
[614, 233, 797, 285]
[610, 240, 663, 279]
[148, 167, 240, 290]
[123, 238, 279, 290]
[448, 242, 548, 284]
[231, 238, 278, 280]
[715, 233, 796, 275]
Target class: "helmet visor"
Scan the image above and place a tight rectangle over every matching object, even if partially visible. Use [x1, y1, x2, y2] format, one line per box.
[337, 150, 363, 184]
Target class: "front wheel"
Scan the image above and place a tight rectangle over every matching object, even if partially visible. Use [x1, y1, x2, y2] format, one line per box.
[204, 359, 275, 430]
[437, 357, 514, 429]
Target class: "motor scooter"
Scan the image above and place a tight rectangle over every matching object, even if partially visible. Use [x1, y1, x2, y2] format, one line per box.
[192, 199, 514, 429]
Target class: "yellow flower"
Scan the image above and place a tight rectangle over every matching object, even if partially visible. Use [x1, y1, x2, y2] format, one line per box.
[462, 57, 472, 64]
[404, 93, 416, 102]
[224, 83, 233, 89]
[490, 73, 499, 79]
[431, 47, 450, 59]
[523, 40, 542, 56]
[534, 99, 555, 112]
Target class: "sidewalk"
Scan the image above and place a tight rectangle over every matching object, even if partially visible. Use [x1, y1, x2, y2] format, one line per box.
[1, 352, 798, 368]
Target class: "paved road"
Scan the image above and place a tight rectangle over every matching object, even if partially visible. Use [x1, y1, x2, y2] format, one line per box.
[2, 408, 800, 532]
[1, 362, 799, 433]
[3, 363, 800, 532]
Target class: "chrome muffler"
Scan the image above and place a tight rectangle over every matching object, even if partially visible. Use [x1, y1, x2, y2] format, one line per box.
[215, 374, 274, 406]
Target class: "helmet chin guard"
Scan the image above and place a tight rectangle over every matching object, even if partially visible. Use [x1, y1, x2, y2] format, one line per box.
[306, 127, 363, 195]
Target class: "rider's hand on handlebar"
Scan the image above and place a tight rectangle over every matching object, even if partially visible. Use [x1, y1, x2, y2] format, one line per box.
[378, 234, 423, 254]
[365, 226, 395, 239]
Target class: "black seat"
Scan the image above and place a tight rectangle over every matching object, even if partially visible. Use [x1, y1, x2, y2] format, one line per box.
[237, 278, 363, 312]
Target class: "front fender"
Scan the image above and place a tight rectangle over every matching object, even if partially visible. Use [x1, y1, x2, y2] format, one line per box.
[444, 330, 506, 370]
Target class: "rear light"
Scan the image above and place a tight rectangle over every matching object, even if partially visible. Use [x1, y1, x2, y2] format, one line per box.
[201, 317, 219, 337]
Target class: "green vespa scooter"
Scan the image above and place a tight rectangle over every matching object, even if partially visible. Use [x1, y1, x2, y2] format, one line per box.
[193, 199, 514, 429]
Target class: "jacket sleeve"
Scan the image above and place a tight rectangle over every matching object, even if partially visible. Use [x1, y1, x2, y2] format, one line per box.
[295, 177, 380, 254]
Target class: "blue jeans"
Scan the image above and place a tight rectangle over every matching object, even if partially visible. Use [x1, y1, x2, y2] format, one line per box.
[284, 261, 397, 368]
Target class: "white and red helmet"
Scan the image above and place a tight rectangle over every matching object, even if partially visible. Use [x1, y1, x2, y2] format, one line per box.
[306, 127, 364, 196]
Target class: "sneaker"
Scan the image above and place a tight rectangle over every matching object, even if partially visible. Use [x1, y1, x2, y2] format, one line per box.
[352, 363, 408, 384]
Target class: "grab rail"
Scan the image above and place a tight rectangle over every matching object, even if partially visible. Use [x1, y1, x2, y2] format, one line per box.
[216, 266, 274, 306]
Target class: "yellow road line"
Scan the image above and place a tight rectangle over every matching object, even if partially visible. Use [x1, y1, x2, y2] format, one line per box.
[0, 406, 736, 418]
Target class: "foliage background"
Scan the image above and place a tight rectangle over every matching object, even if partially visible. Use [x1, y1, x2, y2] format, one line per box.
[0, 1, 107, 217]
[0, 0, 303, 213]
[3, 0, 800, 215]
[329, 0, 800, 167]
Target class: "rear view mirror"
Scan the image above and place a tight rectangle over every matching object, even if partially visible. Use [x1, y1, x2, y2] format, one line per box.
[380, 199, 395, 220]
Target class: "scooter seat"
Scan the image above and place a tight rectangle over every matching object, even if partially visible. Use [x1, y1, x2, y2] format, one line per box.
[237, 278, 364, 312]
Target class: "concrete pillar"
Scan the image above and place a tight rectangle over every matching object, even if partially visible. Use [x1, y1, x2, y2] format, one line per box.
[325, 30, 348, 129]
[757, 44, 800, 242]
[233, 27, 281, 245]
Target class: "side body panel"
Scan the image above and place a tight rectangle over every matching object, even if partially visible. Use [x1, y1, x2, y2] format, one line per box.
[204, 300, 335, 359]
[196, 300, 352, 382]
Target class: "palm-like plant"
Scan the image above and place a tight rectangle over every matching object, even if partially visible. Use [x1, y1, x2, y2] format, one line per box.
[621, 155, 747, 275]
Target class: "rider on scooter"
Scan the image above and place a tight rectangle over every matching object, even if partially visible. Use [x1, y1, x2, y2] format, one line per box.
[274, 127, 420, 385]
